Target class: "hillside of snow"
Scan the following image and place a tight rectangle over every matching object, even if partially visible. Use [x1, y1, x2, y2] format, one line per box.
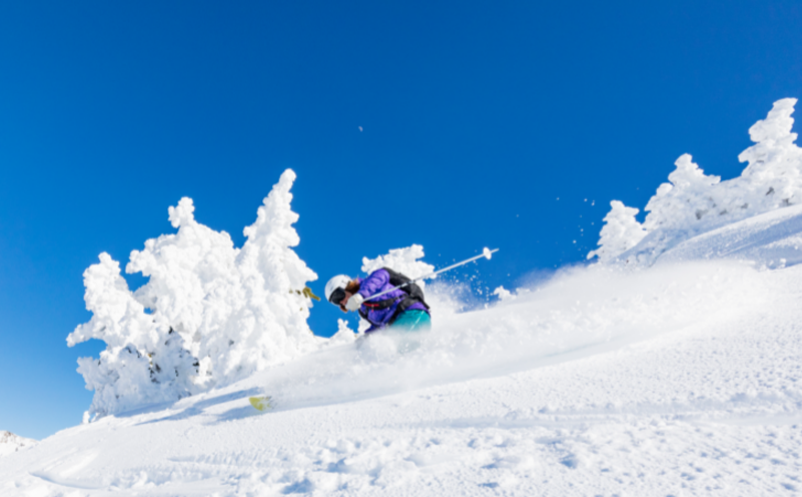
[1, 99, 801, 495]
[2, 249, 800, 495]
[0, 432, 36, 458]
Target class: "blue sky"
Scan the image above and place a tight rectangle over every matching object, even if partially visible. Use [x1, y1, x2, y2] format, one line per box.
[1, 1, 800, 440]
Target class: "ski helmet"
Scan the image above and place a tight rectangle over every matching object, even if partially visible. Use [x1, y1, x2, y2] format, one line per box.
[325, 274, 351, 305]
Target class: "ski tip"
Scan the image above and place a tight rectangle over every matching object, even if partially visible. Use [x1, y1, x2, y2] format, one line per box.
[249, 395, 274, 412]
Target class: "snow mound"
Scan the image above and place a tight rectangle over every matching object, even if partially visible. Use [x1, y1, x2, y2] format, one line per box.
[590, 98, 802, 265]
[0, 431, 36, 457]
[67, 169, 320, 419]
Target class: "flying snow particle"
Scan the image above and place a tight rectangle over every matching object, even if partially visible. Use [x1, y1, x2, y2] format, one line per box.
[358, 126, 363, 132]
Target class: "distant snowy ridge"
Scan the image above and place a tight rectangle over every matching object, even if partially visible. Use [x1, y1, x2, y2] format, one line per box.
[68, 169, 321, 419]
[589, 98, 802, 265]
[0, 431, 36, 457]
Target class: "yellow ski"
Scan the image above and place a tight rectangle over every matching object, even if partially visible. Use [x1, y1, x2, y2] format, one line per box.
[249, 395, 274, 412]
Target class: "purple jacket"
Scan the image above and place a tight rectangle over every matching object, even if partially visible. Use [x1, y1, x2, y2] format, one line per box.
[357, 268, 428, 333]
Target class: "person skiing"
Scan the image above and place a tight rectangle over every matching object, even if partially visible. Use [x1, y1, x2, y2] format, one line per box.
[325, 268, 431, 333]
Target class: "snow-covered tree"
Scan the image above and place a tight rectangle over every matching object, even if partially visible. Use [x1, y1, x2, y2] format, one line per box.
[589, 98, 802, 265]
[737, 98, 802, 210]
[643, 154, 721, 231]
[68, 169, 319, 418]
[587, 201, 646, 263]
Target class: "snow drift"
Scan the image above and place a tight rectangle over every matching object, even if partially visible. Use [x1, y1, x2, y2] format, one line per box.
[0, 431, 36, 457]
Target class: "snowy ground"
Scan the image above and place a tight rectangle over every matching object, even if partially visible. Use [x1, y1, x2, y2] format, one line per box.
[2, 207, 802, 496]
[0, 432, 36, 458]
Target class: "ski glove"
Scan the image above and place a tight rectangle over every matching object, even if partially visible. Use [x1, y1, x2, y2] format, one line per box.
[345, 293, 364, 311]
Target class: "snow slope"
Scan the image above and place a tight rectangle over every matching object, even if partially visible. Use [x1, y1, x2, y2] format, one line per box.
[2, 205, 802, 496]
[658, 203, 802, 269]
[0, 432, 36, 458]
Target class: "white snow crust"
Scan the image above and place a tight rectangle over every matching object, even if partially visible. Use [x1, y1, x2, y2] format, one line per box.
[4, 104, 802, 495]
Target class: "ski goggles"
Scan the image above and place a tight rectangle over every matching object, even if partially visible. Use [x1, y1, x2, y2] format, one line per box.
[329, 287, 346, 306]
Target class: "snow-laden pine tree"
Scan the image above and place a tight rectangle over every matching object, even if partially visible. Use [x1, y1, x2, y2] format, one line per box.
[737, 98, 802, 211]
[68, 169, 319, 419]
[586, 201, 646, 263]
[643, 154, 721, 231]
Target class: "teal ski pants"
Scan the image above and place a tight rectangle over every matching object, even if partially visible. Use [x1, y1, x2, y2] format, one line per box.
[391, 309, 431, 331]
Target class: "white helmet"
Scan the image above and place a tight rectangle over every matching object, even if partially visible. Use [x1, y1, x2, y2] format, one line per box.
[325, 274, 351, 303]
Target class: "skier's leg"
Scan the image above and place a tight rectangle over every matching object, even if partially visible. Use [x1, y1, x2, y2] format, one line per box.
[391, 310, 431, 332]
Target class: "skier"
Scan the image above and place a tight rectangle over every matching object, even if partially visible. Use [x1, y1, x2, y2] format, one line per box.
[325, 268, 431, 333]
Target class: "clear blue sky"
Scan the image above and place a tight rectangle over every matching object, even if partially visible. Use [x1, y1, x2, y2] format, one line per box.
[1, 1, 800, 440]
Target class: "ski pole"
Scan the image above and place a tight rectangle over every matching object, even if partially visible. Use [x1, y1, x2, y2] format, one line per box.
[363, 247, 499, 302]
